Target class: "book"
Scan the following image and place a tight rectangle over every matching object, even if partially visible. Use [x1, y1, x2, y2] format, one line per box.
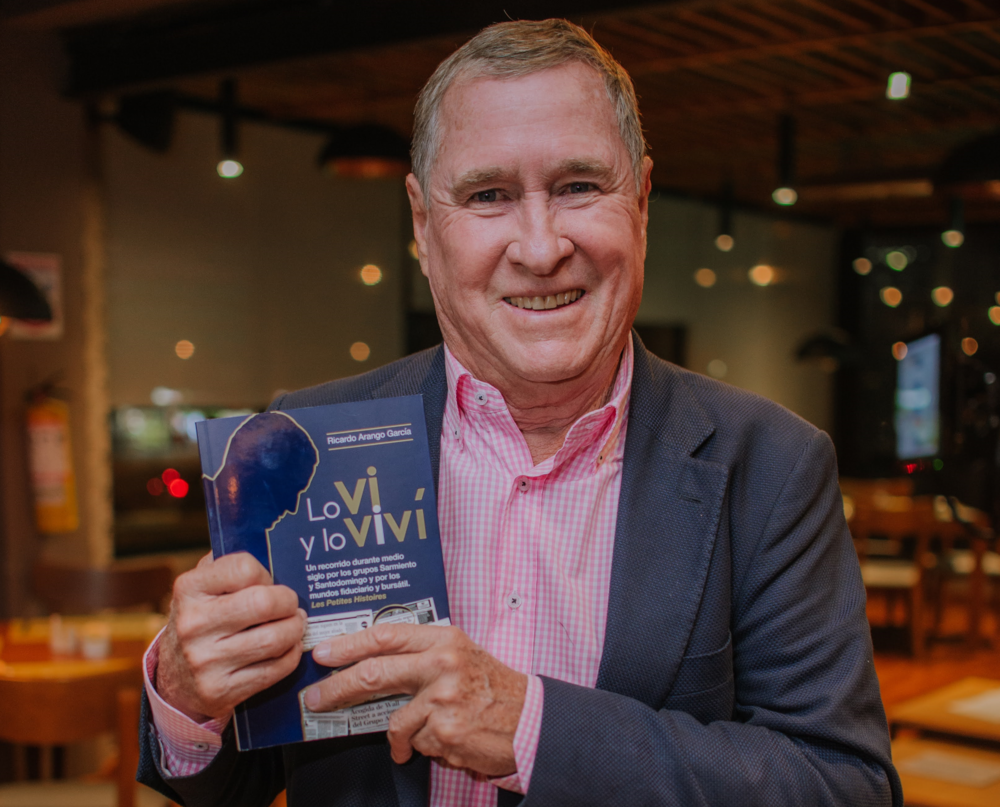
[195, 395, 450, 750]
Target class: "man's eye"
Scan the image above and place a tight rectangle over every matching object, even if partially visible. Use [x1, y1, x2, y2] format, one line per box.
[568, 182, 595, 194]
[473, 189, 499, 203]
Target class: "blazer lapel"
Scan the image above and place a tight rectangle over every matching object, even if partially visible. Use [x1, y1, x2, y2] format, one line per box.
[371, 345, 447, 490]
[596, 338, 729, 707]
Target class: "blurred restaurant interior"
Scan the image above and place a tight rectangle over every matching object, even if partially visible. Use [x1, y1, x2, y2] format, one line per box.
[1, 0, 1000, 803]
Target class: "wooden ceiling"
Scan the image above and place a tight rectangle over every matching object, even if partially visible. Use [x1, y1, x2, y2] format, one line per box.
[10, 0, 1000, 225]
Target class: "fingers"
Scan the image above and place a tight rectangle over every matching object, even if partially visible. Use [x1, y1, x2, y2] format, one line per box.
[305, 652, 426, 711]
[213, 609, 306, 671]
[386, 698, 429, 764]
[313, 622, 446, 666]
[156, 551, 305, 721]
[189, 633, 305, 717]
[180, 552, 273, 597]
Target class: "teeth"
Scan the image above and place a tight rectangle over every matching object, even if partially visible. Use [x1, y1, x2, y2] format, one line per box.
[504, 290, 584, 310]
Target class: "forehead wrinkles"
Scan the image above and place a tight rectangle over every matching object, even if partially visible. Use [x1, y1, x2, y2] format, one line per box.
[431, 66, 622, 187]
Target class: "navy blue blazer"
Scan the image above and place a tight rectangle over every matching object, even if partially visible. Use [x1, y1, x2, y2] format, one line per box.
[139, 338, 902, 807]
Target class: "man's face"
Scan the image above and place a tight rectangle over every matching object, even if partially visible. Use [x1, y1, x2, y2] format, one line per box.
[408, 62, 652, 390]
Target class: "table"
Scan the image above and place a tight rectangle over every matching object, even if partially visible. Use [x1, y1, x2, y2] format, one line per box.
[890, 677, 1000, 745]
[0, 614, 164, 779]
[893, 736, 1000, 807]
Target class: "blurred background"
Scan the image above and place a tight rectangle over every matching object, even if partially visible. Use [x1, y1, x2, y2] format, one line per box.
[0, 1, 999, 804]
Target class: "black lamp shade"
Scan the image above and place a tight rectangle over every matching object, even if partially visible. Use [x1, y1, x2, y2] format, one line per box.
[318, 124, 410, 177]
[116, 91, 176, 153]
[936, 130, 1000, 188]
[0, 260, 53, 321]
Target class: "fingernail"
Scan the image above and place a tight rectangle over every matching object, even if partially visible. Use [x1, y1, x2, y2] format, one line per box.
[304, 687, 320, 710]
[298, 609, 307, 620]
[313, 644, 331, 663]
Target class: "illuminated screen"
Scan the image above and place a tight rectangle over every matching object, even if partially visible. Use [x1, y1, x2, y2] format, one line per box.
[895, 333, 940, 459]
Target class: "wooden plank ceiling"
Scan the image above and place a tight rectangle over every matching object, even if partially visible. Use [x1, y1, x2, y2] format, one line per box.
[54, 0, 1000, 225]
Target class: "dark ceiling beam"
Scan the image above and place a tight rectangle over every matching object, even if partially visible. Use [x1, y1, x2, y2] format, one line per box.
[627, 17, 1000, 77]
[62, 0, 665, 95]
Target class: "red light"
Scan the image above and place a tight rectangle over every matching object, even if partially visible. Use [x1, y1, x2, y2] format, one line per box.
[147, 478, 164, 496]
[905, 463, 917, 474]
[162, 468, 180, 484]
[168, 478, 189, 498]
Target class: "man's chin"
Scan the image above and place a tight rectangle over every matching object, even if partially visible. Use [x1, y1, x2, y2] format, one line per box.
[496, 346, 596, 387]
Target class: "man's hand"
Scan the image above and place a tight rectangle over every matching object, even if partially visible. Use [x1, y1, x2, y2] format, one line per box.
[156, 552, 306, 722]
[306, 625, 527, 777]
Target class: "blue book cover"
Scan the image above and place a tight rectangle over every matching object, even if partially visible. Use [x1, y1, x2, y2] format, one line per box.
[195, 395, 450, 750]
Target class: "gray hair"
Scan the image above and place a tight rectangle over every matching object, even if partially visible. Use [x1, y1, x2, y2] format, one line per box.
[411, 18, 648, 198]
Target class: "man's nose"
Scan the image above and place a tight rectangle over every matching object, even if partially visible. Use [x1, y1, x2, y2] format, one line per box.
[506, 199, 573, 275]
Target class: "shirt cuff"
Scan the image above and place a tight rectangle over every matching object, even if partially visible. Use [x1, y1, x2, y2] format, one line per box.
[143, 628, 230, 777]
[490, 674, 544, 795]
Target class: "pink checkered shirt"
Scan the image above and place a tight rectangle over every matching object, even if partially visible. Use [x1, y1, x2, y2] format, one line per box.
[144, 336, 632, 806]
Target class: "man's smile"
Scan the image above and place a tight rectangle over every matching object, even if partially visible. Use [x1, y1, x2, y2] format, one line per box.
[502, 289, 585, 310]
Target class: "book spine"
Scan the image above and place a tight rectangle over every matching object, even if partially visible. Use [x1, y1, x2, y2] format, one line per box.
[195, 420, 226, 559]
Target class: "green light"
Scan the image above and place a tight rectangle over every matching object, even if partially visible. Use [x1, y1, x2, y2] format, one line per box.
[933, 459, 944, 471]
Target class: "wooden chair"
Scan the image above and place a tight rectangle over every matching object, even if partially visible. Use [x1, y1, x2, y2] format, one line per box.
[850, 506, 933, 656]
[32, 562, 174, 614]
[0, 678, 167, 807]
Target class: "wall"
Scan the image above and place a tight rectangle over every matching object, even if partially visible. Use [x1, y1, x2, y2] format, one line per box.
[639, 195, 837, 432]
[0, 25, 106, 615]
[104, 112, 407, 409]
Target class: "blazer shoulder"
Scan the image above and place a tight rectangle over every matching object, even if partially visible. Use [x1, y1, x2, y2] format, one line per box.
[270, 346, 442, 411]
[643, 352, 823, 465]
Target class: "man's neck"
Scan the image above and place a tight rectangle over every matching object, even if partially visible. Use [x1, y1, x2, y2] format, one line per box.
[449, 343, 625, 466]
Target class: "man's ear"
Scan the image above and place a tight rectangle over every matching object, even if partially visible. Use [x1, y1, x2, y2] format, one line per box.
[406, 173, 430, 278]
[638, 156, 653, 231]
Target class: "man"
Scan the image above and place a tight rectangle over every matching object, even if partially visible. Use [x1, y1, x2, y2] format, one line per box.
[139, 19, 902, 807]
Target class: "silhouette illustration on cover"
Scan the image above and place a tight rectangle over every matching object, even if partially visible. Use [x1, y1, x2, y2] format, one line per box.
[210, 413, 318, 569]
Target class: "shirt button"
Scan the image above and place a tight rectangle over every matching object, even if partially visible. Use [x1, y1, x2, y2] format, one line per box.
[518, 478, 530, 493]
[192, 742, 209, 751]
[475, 392, 488, 405]
[453, 428, 460, 439]
[506, 593, 522, 610]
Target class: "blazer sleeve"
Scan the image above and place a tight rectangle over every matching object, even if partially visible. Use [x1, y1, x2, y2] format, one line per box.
[137, 689, 286, 807]
[522, 431, 903, 807]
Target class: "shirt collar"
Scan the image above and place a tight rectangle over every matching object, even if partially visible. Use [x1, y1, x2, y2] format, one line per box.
[442, 333, 633, 472]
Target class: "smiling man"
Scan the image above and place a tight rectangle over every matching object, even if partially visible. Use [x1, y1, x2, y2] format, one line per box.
[139, 19, 901, 807]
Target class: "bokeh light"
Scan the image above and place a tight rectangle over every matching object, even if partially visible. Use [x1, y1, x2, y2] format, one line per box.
[962, 337, 978, 356]
[162, 468, 180, 484]
[886, 71, 911, 99]
[350, 341, 371, 361]
[886, 251, 908, 271]
[707, 359, 728, 379]
[892, 342, 908, 360]
[694, 268, 717, 288]
[217, 159, 243, 178]
[989, 306, 1000, 325]
[941, 229, 964, 248]
[931, 287, 954, 307]
[168, 478, 190, 497]
[853, 258, 872, 275]
[748, 264, 775, 286]
[714, 234, 734, 252]
[408, 240, 419, 260]
[880, 287, 903, 307]
[147, 478, 165, 496]
[360, 264, 382, 285]
[771, 187, 797, 206]
[175, 340, 195, 359]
